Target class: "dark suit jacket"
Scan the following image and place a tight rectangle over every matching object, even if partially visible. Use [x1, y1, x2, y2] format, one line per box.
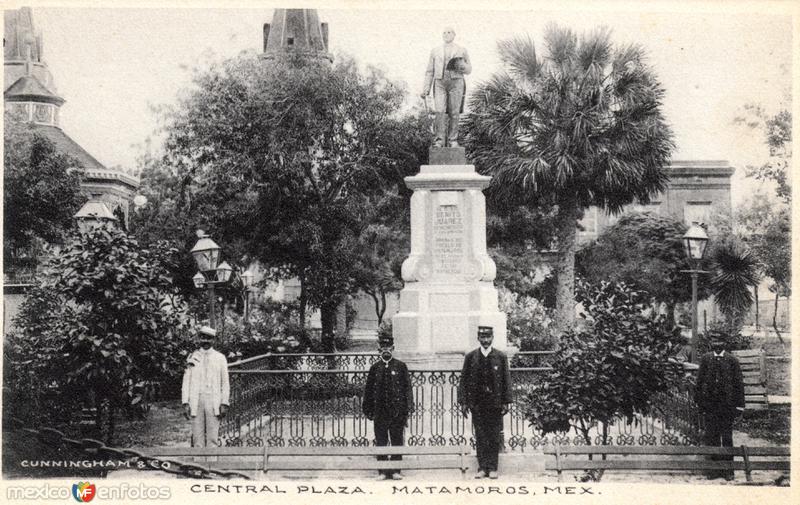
[695, 351, 745, 417]
[458, 348, 512, 411]
[362, 358, 414, 421]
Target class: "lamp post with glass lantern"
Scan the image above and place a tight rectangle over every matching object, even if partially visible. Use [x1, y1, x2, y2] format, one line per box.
[682, 222, 710, 363]
[190, 231, 230, 328]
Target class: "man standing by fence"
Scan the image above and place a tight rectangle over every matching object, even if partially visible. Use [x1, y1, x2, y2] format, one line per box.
[695, 335, 745, 480]
[182, 326, 230, 447]
[362, 334, 414, 480]
[459, 326, 512, 479]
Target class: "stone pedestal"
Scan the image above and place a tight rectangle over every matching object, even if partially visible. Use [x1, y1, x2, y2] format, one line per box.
[393, 148, 507, 369]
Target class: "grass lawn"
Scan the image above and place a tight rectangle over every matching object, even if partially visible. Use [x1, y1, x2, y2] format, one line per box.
[734, 404, 791, 445]
[113, 401, 191, 448]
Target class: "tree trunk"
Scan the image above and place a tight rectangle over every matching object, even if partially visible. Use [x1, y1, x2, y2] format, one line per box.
[320, 301, 338, 354]
[553, 206, 580, 335]
[754, 285, 759, 330]
[666, 302, 676, 329]
[378, 291, 387, 326]
[298, 272, 308, 343]
[772, 292, 787, 352]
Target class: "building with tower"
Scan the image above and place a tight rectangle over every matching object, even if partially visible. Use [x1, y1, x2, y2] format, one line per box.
[3, 7, 140, 331]
[4, 7, 140, 226]
[262, 8, 332, 62]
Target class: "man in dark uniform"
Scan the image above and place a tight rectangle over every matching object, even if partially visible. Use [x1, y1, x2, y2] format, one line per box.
[695, 335, 745, 480]
[458, 326, 512, 479]
[362, 334, 414, 480]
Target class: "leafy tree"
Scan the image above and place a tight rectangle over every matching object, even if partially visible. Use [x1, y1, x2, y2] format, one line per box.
[353, 221, 406, 326]
[487, 203, 560, 299]
[521, 280, 683, 447]
[129, 150, 200, 295]
[734, 104, 791, 343]
[3, 118, 85, 265]
[735, 104, 791, 205]
[576, 212, 706, 327]
[4, 224, 193, 443]
[152, 51, 421, 351]
[463, 26, 674, 334]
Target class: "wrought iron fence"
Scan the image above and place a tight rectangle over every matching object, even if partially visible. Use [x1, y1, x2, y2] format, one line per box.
[220, 367, 702, 450]
[228, 351, 555, 371]
[229, 353, 380, 371]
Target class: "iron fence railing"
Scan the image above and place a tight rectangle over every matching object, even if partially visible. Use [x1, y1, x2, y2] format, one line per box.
[229, 353, 380, 371]
[220, 367, 701, 449]
[228, 351, 556, 371]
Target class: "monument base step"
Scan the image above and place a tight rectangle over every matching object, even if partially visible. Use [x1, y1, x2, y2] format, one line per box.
[394, 351, 465, 371]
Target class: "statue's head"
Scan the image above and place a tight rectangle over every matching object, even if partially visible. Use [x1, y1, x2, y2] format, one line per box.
[442, 27, 456, 43]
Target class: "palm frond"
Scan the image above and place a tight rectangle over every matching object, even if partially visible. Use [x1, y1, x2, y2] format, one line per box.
[578, 26, 613, 78]
[497, 36, 541, 83]
[543, 23, 577, 69]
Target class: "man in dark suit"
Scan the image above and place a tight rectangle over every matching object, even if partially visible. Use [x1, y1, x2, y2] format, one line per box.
[362, 334, 414, 480]
[695, 335, 745, 480]
[458, 326, 512, 479]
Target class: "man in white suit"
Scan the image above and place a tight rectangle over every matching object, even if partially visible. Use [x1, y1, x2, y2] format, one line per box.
[420, 27, 472, 148]
[182, 326, 230, 447]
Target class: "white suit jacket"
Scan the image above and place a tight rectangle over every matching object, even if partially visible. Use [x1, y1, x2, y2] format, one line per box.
[422, 43, 472, 96]
[181, 348, 230, 416]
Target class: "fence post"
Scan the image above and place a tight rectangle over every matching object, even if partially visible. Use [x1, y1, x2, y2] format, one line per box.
[741, 445, 752, 483]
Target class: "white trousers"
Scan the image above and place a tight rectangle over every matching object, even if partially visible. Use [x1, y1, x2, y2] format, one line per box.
[191, 393, 220, 447]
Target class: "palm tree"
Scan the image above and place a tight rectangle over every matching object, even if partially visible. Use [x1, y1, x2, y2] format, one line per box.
[462, 25, 674, 333]
[709, 238, 759, 332]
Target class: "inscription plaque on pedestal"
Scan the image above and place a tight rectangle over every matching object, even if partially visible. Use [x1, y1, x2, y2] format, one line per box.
[433, 205, 464, 276]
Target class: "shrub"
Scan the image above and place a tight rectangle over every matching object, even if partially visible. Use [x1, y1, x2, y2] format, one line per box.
[3, 225, 193, 442]
[216, 300, 303, 362]
[498, 287, 555, 351]
[521, 280, 684, 444]
[697, 322, 753, 355]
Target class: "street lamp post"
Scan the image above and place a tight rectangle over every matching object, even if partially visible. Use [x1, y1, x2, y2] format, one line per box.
[190, 231, 223, 328]
[682, 222, 710, 363]
[190, 230, 246, 330]
[241, 269, 254, 322]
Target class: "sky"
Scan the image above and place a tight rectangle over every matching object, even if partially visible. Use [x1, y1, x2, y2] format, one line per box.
[19, 1, 796, 204]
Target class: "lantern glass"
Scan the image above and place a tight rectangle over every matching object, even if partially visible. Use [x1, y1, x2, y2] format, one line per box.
[217, 261, 233, 283]
[682, 223, 709, 261]
[241, 270, 254, 288]
[190, 237, 221, 272]
[192, 272, 205, 289]
[74, 201, 117, 232]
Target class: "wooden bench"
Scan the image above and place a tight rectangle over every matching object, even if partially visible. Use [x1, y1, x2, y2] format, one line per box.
[146, 445, 471, 478]
[544, 445, 790, 483]
[731, 349, 768, 410]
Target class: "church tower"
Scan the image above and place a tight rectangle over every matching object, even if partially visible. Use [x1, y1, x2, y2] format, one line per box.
[3, 7, 139, 227]
[262, 9, 333, 62]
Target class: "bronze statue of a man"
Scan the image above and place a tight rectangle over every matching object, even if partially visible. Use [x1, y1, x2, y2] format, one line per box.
[420, 27, 472, 148]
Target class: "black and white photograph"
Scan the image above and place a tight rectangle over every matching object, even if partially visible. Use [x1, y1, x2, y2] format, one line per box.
[1, 1, 794, 503]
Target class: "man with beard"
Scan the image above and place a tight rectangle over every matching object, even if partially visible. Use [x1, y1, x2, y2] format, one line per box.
[362, 334, 414, 480]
